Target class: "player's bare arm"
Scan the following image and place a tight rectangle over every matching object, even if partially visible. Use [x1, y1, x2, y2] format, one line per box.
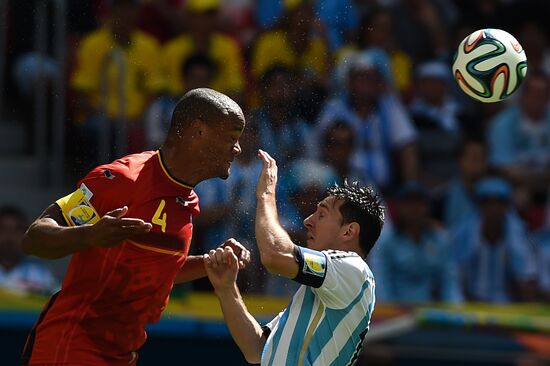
[22, 204, 152, 259]
[255, 150, 299, 279]
[204, 246, 265, 364]
[174, 238, 251, 284]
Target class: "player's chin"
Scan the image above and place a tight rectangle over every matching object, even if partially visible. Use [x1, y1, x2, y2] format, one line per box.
[218, 167, 231, 180]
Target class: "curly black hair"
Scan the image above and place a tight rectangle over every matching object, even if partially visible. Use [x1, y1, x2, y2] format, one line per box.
[327, 180, 384, 256]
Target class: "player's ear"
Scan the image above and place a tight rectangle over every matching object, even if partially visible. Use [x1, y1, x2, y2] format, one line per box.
[342, 222, 360, 242]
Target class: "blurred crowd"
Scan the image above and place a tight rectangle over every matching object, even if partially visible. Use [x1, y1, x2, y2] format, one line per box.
[2, 0, 550, 303]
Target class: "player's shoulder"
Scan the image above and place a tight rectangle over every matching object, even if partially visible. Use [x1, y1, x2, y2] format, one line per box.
[134, 30, 161, 51]
[323, 249, 361, 260]
[88, 151, 156, 183]
[323, 249, 370, 272]
[163, 34, 192, 53]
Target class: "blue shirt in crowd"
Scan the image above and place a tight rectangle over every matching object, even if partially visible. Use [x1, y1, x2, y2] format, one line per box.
[374, 226, 463, 303]
[452, 212, 537, 303]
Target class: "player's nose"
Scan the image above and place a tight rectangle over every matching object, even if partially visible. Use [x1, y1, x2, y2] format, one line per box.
[303, 214, 314, 229]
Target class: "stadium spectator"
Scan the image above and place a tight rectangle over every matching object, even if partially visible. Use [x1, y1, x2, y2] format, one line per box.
[255, 0, 360, 50]
[251, 0, 330, 82]
[71, 0, 163, 166]
[517, 21, 550, 76]
[453, 177, 537, 303]
[249, 66, 312, 168]
[0, 206, 56, 294]
[410, 60, 462, 187]
[162, 0, 245, 98]
[442, 137, 488, 227]
[137, 0, 185, 43]
[317, 50, 418, 191]
[488, 73, 550, 212]
[223, 123, 265, 293]
[252, 0, 332, 122]
[320, 121, 372, 185]
[375, 182, 463, 303]
[531, 223, 550, 301]
[390, 0, 450, 63]
[145, 53, 216, 149]
[338, 6, 413, 93]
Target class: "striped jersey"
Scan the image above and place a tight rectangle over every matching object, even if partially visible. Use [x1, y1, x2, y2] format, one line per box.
[262, 250, 376, 366]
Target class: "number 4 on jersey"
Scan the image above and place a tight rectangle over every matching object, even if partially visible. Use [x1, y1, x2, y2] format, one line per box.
[152, 199, 167, 232]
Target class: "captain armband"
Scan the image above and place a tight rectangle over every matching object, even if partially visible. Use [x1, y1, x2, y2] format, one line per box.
[55, 183, 100, 227]
[292, 246, 328, 288]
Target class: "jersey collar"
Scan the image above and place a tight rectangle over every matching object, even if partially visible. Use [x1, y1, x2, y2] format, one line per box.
[157, 150, 195, 190]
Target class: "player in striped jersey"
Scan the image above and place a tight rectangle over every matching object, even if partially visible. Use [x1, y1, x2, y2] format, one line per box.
[204, 150, 384, 365]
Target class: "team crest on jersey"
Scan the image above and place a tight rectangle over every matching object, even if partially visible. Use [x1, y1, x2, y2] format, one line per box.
[68, 201, 98, 226]
[302, 252, 326, 277]
[176, 197, 189, 207]
[102, 169, 115, 180]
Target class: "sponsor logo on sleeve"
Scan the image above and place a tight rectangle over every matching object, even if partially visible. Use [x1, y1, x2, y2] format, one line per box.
[68, 201, 98, 226]
[302, 252, 326, 278]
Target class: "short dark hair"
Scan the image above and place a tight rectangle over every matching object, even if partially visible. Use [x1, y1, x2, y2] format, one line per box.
[327, 181, 384, 255]
[181, 53, 216, 80]
[168, 88, 242, 137]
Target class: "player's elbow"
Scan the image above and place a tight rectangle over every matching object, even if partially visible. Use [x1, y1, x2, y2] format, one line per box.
[22, 226, 59, 259]
[259, 250, 279, 275]
[242, 349, 262, 364]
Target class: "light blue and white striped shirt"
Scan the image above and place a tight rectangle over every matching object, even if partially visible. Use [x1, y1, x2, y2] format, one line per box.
[261, 250, 375, 366]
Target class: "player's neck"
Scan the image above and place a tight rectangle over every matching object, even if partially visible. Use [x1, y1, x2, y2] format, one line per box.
[160, 146, 206, 187]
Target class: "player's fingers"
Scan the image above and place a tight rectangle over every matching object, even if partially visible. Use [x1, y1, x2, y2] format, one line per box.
[116, 225, 152, 237]
[105, 206, 128, 218]
[208, 250, 218, 268]
[215, 247, 226, 265]
[203, 254, 212, 268]
[226, 250, 238, 269]
[116, 217, 150, 226]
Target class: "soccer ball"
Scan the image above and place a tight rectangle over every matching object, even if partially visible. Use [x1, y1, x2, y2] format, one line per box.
[452, 29, 527, 103]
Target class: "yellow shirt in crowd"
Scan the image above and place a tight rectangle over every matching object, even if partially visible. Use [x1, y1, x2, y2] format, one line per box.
[252, 30, 329, 79]
[71, 28, 163, 120]
[162, 33, 245, 96]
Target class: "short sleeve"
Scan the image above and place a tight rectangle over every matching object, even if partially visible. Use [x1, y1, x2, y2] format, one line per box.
[313, 250, 373, 309]
[264, 310, 284, 334]
[56, 165, 132, 226]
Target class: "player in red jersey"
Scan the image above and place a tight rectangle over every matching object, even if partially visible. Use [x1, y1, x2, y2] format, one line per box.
[20, 88, 251, 365]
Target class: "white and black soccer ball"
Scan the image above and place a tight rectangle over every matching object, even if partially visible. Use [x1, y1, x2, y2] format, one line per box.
[452, 28, 528, 103]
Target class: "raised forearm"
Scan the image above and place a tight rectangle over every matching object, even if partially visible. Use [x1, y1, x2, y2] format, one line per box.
[174, 255, 206, 284]
[23, 218, 91, 259]
[216, 284, 265, 364]
[255, 195, 297, 278]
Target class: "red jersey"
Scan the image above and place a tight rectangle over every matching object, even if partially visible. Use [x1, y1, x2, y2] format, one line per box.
[22, 151, 200, 365]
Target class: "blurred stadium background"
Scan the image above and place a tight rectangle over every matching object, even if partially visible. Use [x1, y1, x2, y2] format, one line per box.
[0, 0, 549, 364]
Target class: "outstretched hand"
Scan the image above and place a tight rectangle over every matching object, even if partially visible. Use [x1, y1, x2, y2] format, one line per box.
[256, 149, 278, 199]
[86, 206, 152, 248]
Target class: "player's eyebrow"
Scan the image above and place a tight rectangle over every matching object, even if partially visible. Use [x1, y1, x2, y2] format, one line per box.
[317, 201, 330, 211]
